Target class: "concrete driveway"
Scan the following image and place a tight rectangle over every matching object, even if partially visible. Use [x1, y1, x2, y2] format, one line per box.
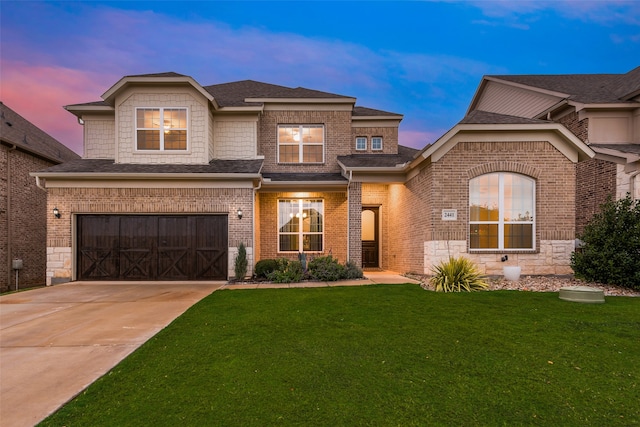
[0, 281, 223, 427]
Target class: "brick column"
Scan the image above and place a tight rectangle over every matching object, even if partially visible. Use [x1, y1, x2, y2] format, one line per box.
[348, 182, 362, 266]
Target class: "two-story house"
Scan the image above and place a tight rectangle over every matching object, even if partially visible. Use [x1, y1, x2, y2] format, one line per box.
[36, 68, 635, 285]
[32, 73, 412, 284]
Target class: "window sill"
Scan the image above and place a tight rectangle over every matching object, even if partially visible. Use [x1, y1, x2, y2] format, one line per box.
[468, 249, 539, 255]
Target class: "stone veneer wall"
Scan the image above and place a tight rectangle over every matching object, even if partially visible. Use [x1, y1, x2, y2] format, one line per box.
[257, 191, 348, 263]
[45, 186, 253, 284]
[424, 240, 574, 275]
[1, 147, 52, 291]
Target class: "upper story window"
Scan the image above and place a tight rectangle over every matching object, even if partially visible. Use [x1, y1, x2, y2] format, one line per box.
[278, 125, 324, 163]
[278, 199, 324, 252]
[356, 137, 367, 151]
[372, 137, 383, 151]
[136, 108, 187, 151]
[469, 173, 535, 250]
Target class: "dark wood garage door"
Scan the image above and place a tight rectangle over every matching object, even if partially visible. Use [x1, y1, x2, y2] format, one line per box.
[77, 215, 228, 281]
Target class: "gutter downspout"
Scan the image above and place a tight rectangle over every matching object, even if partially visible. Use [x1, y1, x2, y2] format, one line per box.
[6, 145, 16, 290]
[252, 178, 262, 272]
[346, 170, 353, 262]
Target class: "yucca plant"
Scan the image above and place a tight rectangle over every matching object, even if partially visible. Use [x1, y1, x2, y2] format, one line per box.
[430, 256, 488, 292]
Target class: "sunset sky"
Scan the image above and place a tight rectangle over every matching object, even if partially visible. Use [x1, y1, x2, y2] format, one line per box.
[1, 1, 639, 154]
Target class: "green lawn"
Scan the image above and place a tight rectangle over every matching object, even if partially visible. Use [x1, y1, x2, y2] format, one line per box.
[40, 285, 639, 426]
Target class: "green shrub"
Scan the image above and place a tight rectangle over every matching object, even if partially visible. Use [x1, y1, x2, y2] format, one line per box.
[234, 243, 248, 280]
[344, 260, 364, 279]
[430, 257, 488, 292]
[307, 255, 346, 281]
[571, 194, 640, 290]
[254, 259, 278, 279]
[267, 258, 304, 283]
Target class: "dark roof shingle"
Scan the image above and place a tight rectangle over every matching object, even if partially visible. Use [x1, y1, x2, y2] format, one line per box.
[0, 101, 80, 163]
[337, 145, 418, 168]
[37, 158, 263, 175]
[204, 80, 353, 107]
[490, 66, 640, 104]
[460, 110, 550, 125]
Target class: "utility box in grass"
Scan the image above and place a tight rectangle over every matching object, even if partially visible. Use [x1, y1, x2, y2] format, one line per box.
[559, 286, 605, 303]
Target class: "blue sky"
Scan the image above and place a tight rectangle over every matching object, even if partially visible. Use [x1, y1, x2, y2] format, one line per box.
[1, 1, 639, 154]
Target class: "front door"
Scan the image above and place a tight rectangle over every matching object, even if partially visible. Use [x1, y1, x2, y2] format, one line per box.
[361, 207, 379, 268]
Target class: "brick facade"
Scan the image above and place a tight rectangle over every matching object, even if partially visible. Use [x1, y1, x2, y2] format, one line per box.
[256, 191, 348, 264]
[1, 147, 52, 292]
[557, 111, 620, 234]
[575, 158, 617, 235]
[258, 110, 353, 173]
[45, 186, 253, 284]
[400, 140, 577, 275]
[350, 126, 399, 154]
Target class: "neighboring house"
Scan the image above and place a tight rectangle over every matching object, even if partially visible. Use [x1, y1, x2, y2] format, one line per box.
[1, 102, 80, 292]
[467, 66, 640, 233]
[36, 69, 636, 284]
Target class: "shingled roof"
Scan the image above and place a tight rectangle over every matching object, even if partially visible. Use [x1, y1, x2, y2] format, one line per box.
[489, 66, 640, 104]
[460, 110, 550, 125]
[203, 80, 354, 107]
[37, 158, 264, 175]
[337, 145, 418, 168]
[0, 101, 80, 163]
[67, 74, 403, 117]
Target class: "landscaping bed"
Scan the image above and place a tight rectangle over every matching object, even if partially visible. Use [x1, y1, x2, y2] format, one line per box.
[408, 274, 640, 296]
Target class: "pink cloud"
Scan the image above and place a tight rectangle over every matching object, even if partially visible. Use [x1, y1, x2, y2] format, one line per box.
[0, 60, 116, 154]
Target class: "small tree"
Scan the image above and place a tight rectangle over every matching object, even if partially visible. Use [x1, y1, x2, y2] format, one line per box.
[571, 194, 640, 290]
[234, 243, 248, 281]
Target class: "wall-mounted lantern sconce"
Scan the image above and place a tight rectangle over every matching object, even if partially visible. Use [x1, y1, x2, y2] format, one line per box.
[237, 208, 243, 220]
[53, 207, 61, 219]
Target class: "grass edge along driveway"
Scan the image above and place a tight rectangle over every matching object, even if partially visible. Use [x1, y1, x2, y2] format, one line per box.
[40, 284, 639, 426]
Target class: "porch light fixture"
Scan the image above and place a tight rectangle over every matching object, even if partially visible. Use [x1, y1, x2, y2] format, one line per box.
[53, 207, 61, 218]
[237, 208, 243, 220]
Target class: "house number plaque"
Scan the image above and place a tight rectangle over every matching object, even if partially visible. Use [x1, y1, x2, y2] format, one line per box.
[441, 209, 457, 221]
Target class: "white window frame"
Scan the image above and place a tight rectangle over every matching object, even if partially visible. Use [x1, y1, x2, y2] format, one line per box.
[277, 125, 325, 164]
[277, 199, 324, 253]
[356, 137, 367, 151]
[469, 172, 536, 251]
[135, 107, 188, 151]
[372, 136, 383, 151]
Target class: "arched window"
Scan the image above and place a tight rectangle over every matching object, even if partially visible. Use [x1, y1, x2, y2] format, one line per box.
[469, 173, 535, 250]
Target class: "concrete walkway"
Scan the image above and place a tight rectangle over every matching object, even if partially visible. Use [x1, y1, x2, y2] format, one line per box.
[0, 272, 418, 426]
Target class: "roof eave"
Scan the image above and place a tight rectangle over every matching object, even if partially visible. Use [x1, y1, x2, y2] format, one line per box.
[412, 122, 595, 168]
[30, 172, 262, 180]
[101, 75, 214, 105]
[64, 104, 114, 118]
[352, 115, 403, 121]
